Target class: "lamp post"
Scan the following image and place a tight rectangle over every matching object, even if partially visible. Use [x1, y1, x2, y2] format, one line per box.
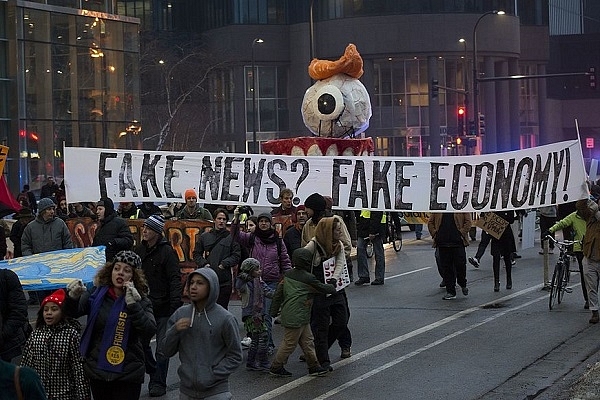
[251, 38, 264, 154]
[459, 38, 468, 109]
[472, 10, 504, 139]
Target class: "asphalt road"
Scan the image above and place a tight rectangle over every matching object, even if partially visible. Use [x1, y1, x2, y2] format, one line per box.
[41, 227, 599, 400]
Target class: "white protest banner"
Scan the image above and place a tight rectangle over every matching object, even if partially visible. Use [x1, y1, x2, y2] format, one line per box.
[64, 139, 589, 212]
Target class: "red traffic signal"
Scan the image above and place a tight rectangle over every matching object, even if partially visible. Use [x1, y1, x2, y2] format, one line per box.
[458, 106, 466, 116]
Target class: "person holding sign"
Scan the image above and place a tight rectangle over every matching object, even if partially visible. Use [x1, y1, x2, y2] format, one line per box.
[303, 216, 350, 371]
[428, 213, 472, 300]
[490, 211, 517, 292]
[64, 251, 156, 400]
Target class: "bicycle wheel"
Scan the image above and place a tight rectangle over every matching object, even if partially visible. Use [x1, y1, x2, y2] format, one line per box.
[558, 261, 570, 304]
[366, 241, 374, 258]
[549, 263, 562, 310]
[392, 223, 402, 252]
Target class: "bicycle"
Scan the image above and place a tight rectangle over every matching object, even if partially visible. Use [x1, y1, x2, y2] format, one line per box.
[545, 235, 578, 310]
[386, 212, 403, 252]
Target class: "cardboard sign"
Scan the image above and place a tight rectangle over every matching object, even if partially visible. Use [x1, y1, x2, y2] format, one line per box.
[322, 256, 350, 291]
[474, 213, 509, 240]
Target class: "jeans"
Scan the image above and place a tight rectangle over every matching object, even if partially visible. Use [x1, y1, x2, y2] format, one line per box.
[357, 236, 385, 281]
[414, 224, 423, 239]
[264, 281, 279, 349]
[149, 317, 170, 390]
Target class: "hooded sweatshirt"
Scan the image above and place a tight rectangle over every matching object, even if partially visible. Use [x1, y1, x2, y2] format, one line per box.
[163, 268, 242, 398]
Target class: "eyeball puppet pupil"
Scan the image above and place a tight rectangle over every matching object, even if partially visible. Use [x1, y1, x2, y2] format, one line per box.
[318, 93, 336, 115]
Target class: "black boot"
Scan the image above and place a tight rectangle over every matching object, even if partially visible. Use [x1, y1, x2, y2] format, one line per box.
[506, 258, 512, 290]
[494, 282, 500, 292]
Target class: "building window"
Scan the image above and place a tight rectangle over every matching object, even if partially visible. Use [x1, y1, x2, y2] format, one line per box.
[245, 65, 288, 137]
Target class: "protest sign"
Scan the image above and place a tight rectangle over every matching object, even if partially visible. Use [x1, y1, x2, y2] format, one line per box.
[64, 140, 589, 212]
[474, 213, 509, 240]
[322, 256, 350, 291]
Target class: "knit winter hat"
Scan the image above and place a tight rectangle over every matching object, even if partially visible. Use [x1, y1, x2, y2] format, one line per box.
[113, 250, 142, 269]
[240, 257, 260, 273]
[184, 189, 197, 199]
[257, 213, 272, 224]
[41, 289, 66, 308]
[144, 214, 165, 235]
[304, 193, 326, 212]
[38, 197, 56, 213]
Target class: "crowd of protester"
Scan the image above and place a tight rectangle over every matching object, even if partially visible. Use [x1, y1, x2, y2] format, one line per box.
[5, 176, 599, 398]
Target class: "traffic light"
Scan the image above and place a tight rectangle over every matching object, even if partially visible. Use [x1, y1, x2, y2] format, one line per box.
[478, 113, 486, 135]
[589, 67, 596, 90]
[457, 106, 466, 135]
[431, 79, 439, 99]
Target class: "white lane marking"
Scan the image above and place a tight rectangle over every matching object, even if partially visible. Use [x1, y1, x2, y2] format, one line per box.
[252, 285, 546, 400]
[386, 267, 431, 280]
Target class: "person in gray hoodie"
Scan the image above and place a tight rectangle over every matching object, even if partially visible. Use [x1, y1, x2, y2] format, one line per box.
[163, 267, 242, 399]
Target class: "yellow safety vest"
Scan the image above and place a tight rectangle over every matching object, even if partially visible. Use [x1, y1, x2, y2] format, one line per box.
[359, 210, 386, 223]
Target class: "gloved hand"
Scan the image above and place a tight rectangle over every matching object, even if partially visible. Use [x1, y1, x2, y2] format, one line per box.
[67, 279, 85, 299]
[124, 282, 141, 305]
[326, 278, 338, 287]
[238, 272, 252, 282]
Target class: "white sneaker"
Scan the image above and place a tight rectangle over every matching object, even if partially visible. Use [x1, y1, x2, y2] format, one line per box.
[241, 337, 252, 348]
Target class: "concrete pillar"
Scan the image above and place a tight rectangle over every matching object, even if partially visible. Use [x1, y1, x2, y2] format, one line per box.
[496, 60, 510, 152]
[482, 56, 497, 153]
[509, 58, 521, 150]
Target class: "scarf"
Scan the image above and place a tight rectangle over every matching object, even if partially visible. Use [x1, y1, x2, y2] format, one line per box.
[80, 286, 132, 373]
[254, 227, 277, 244]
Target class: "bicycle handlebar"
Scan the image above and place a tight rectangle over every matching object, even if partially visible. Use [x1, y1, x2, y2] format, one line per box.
[543, 235, 579, 248]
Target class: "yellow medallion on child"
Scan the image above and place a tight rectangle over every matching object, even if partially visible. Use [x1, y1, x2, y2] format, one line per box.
[106, 346, 125, 365]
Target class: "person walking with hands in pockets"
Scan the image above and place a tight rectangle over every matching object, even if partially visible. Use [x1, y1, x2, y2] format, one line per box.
[163, 267, 243, 399]
[64, 250, 156, 400]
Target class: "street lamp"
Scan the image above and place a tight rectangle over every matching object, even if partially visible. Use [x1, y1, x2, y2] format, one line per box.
[459, 38, 468, 109]
[251, 38, 264, 154]
[472, 10, 504, 139]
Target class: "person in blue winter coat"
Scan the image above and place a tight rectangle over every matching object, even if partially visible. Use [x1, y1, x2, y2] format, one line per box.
[163, 267, 243, 400]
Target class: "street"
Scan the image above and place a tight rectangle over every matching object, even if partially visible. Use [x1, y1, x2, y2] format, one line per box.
[137, 229, 598, 400]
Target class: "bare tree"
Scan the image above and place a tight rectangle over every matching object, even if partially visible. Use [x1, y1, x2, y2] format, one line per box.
[140, 33, 227, 151]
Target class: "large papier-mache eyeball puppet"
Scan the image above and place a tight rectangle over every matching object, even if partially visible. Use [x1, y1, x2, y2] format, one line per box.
[302, 44, 372, 138]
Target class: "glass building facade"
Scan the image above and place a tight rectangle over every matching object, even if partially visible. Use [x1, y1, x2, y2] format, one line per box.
[2, 0, 140, 192]
[116, 0, 556, 157]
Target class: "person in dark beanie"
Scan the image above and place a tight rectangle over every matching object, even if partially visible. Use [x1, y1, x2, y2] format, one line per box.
[301, 192, 328, 246]
[134, 214, 181, 397]
[22, 198, 73, 256]
[193, 208, 241, 310]
[92, 197, 134, 262]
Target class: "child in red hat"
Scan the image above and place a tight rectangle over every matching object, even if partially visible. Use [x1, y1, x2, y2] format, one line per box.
[21, 288, 90, 399]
